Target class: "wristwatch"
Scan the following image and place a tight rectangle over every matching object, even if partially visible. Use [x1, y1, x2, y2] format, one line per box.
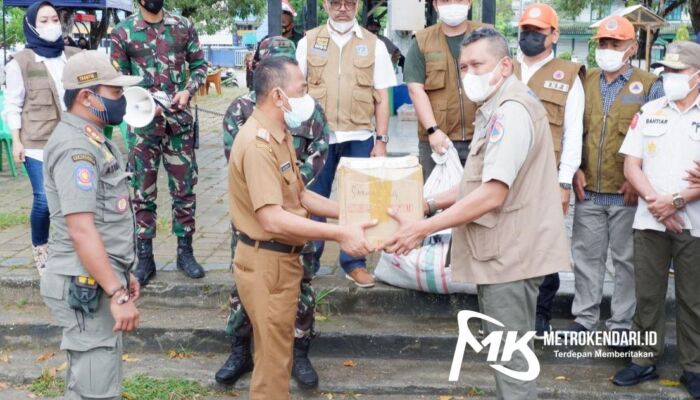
[672, 192, 686, 209]
[426, 198, 438, 217]
[559, 183, 573, 190]
[426, 125, 439, 135]
[375, 134, 389, 144]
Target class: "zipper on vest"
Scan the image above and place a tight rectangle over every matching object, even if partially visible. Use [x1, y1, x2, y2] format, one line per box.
[595, 114, 608, 193]
[336, 45, 343, 129]
[453, 57, 466, 141]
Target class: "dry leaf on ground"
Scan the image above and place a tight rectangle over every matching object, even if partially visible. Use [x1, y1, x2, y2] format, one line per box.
[342, 359, 356, 368]
[36, 352, 55, 362]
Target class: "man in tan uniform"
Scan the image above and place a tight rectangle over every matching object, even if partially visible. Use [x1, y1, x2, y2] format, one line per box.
[228, 56, 374, 400]
[384, 28, 570, 399]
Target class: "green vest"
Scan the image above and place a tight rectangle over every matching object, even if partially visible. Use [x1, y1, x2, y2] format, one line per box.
[582, 67, 657, 193]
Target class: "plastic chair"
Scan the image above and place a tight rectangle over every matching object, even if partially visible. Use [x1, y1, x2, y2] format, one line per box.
[200, 68, 224, 96]
[0, 91, 20, 177]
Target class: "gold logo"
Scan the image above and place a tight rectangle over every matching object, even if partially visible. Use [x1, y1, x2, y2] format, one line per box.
[77, 72, 98, 83]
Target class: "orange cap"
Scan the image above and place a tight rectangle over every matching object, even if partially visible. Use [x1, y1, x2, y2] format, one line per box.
[593, 16, 636, 41]
[519, 4, 558, 30]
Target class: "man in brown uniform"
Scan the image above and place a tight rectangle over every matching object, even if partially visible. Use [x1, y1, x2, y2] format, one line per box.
[228, 56, 374, 399]
[405, 0, 487, 177]
[384, 28, 570, 399]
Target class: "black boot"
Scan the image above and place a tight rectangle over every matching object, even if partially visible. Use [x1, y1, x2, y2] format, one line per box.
[292, 337, 319, 388]
[176, 236, 205, 279]
[215, 336, 253, 385]
[134, 238, 156, 287]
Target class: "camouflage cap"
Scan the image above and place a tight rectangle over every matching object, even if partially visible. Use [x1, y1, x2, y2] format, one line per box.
[257, 36, 296, 61]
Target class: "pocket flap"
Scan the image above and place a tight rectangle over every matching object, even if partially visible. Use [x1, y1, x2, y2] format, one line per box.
[40, 273, 67, 300]
[101, 172, 128, 187]
[352, 90, 373, 104]
[307, 56, 328, 67]
[353, 56, 374, 69]
[472, 211, 498, 228]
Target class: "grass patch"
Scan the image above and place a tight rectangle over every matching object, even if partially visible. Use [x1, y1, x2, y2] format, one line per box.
[156, 215, 171, 234]
[0, 212, 28, 230]
[122, 374, 210, 400]
[316, 287, 337, 308]
[30, 369, 64, 397]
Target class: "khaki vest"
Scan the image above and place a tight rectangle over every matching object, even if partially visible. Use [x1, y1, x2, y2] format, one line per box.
[451, 77, 570, 285]
[14, 47, 81, 150]
[414, 22, 486, 142]
[513, 57, 584, 164]
[306, 25, 377, 132]
[582, 67, 657, 193]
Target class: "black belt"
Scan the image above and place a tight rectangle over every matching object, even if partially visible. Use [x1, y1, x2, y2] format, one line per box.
[238, 233, 303, 254]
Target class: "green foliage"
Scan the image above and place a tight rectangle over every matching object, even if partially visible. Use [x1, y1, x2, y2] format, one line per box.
[558, 51, 573, 60]
[1, 6, 26, 47]
[30, 370, 65, 397]
[170, 0, 266, 35]
[587, 39, 598, 68]
[122, 375, 209, 400]
[0, 212, 29, 230]
[495, 0, 514, 37]
[676, 24, 691, 41]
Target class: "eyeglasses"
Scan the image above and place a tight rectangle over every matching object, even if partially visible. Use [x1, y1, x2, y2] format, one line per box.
[329, 0, 357, 10]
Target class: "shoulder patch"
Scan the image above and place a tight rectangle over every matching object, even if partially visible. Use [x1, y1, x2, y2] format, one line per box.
[489, 120, 505, 143]
[256, 128, 270, 142]
[71, 153, 96, 165]
[73, 164, 95, 191]
[629, 81, 644, 95]
[553, 70, 565, 80]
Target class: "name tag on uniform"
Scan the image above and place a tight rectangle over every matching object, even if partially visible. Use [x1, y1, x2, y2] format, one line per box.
[280, 161, 292, 173]
[543, 80, 569, 93]
[313, 37, 329, 51]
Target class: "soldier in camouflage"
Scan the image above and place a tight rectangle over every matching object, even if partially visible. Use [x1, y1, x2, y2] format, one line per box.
[215, 36, 330, 390]
[110, 0, 208, 285]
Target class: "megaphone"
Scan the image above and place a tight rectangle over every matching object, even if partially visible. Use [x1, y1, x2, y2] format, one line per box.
[123, 86, 156, 128]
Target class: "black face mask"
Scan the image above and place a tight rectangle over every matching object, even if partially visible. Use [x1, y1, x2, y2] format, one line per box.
[89, 92, 127, 126]
[141, 0, 164, 14]
[519, 30, 548, 57]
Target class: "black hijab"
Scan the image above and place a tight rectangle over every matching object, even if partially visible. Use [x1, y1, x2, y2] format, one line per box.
[24, 1, 64, 58]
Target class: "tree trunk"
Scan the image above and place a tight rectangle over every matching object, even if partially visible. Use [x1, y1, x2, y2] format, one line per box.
[690, 0, 700, 34]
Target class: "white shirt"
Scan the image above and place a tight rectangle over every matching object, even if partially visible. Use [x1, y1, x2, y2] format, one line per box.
[619, 96, 700, 238]
[517, 53, 584, 184]
[3, 51, 68, 161]
[296, 21, 397, 144]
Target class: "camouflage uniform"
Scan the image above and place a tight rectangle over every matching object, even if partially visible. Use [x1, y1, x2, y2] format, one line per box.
[110, 10, 207, 239]
[222, 37, 330, 340]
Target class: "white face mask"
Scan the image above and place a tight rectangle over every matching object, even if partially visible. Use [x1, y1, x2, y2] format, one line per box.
[438, 4, 470, 27]
[329, 18, 356, 34]
[663, 71, 700, 101]
[595, 48, 629, 72]
[37, 24, 63, 43]
[279, 90, 316, 129]
[462, 58, 505, 103]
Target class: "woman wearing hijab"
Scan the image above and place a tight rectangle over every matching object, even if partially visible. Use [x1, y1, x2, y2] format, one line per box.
[4, 1, 81, 275]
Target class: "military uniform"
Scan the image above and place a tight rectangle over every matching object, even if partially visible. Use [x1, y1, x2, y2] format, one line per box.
[110, 10, 207, 239]
[228, 108, 308, 399]
[41, 113, 135, 400]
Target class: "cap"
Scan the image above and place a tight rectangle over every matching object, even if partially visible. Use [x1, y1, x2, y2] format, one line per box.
[518, 3, 558, 30]
[651, 41, 700, 70]
[282, 0, 297, 16]
[593, 16, 636, 41]
[257, 36, 296, 60]
[63, 50, 142, 90]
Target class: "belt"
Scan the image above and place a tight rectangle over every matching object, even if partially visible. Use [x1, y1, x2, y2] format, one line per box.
[238, 233, 303, 254]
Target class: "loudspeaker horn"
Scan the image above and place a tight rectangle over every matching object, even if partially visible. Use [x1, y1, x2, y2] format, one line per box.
[123, 86, 156, 128]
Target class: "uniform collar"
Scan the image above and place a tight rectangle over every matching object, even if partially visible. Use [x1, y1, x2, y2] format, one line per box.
[250, 108, 287, 144]
[133, 9, 177, 31]
[60, 112, 105, 142]
[326, 20, 363, 39]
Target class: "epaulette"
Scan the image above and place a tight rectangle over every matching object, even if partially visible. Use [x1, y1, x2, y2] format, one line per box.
[256, 128, 270, 142]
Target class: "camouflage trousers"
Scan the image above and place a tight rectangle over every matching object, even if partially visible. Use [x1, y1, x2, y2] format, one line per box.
[226, 241, 316, 340]
[129, 126, 198, 239]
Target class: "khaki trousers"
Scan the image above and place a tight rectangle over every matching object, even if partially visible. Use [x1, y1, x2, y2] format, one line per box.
[234, 242, 303, 400]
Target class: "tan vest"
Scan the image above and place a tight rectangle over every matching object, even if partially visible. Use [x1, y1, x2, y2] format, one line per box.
[14, 47, 81, 150]
[513, 57, 584, 163]
[582, 67, 657, 193]
[414, 22, 487, 142]
[306, 25, 377, 132]
[451, 77, 570, 285]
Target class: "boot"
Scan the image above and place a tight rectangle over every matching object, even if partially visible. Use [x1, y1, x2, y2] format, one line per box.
[292, 337, 319, 388]
[133, 238, 156, 287]
[176, 236, 205, 279]
[215, 336, 253, 385]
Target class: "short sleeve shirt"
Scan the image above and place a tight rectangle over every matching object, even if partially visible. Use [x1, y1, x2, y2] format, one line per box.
[228, 109, 309, 245]
[619, 96, 700, 237]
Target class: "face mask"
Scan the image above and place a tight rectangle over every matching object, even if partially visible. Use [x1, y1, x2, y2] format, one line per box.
[462, 58, 505, 103]
[279, 90, 315, 129]
[88, 91, 127, 126]
[36, 24, 62, 43]
[329, 18, 356, 34]
[438, 4, 470, 27]
[663, 71, 700, 101]
[595, 48, 629, 72]
[519, 30, 547, 57]
[141, 0, 164, 14]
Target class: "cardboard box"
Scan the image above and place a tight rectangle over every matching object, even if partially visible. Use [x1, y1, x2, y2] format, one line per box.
[338, 156, 424, 247]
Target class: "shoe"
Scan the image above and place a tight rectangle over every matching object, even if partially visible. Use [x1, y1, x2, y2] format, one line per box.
[681, 371, 700, 398]
[176, 236, 205, 279]
[133, 238, 156, 287]
[215, 336, 253, 385]
[557, 321, 588, 337]
[608, 328, 632, 351]
[32, 244, 49, 276]
[613, 363, 658, 386]
[534, 314, 552, 340]
[292, 337, 319, 389]
[345, 268, 375, 288]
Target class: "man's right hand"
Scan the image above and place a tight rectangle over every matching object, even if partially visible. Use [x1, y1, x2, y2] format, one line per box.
[573, 169, 587, 202]
[339, 220, 377, 257]
[12, 140, 25, 164]
[662, 213, 685, 234]
[428, 129, 450, 155]
[111, 297, 140, 332]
